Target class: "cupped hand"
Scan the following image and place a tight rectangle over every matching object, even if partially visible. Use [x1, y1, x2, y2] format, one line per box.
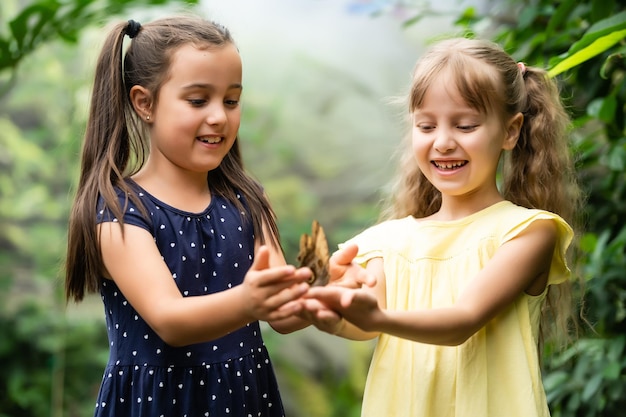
[297, 298, 343, 334]
[240, 245, 311, 322]
[305, 285, 382, 333]
[328, 243, 376, 288]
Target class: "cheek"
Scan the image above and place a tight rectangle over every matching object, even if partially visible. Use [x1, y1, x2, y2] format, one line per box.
[411, 131, 430, 162]
[228, 109, 241, 129]
[411, 143, 431, 175]
[232, 111, 242, 128]
[156, 105, 194, 128]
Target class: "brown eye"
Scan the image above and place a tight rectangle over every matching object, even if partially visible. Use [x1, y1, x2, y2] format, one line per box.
[188, 99, 206, 107]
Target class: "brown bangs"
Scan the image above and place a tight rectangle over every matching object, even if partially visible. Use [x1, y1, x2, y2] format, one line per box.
[409, 49, 502, 116]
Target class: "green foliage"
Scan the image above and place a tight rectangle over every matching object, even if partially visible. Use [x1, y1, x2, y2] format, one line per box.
[547, 11, 626, 77]
[540, 228, 626, 416]
[544, 336, 626, 415]
[0, 0, 198, 95]
[0, 301, 108, 417]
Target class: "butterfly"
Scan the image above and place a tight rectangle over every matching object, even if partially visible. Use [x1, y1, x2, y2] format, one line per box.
[296, 220, 330, 286]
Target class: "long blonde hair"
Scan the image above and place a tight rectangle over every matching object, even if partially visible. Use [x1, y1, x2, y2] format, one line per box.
[383, 37, 582, 346]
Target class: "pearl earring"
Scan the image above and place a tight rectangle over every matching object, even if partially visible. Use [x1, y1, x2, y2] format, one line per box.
[146, 115, 150, 121]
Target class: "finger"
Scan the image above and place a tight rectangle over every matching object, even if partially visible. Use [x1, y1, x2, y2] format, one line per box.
[301, 298, 324, 311]
[251, 247, 306, 287]
[300, 298, 340, 319]
[295, 266, 313, 283]
[304, 286, 344, 309]
[356, 269, 377, 288]
[340, 289, 358, 308]
[271, 299, 305, 320]
[265, 282, 309, 310]
[330, 243, 359, 267]
[304, 286, 334, 299]
[296, 308, 316, 322]
[251, 245, 271, 271]
[297, 299, 329, 323]
[316, 308, 341, 322]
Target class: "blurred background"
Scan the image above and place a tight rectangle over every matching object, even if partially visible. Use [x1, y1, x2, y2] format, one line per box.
[1, 0, 625, 416]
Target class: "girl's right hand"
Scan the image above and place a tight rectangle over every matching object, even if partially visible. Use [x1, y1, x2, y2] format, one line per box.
[328, 243, 377, 289]
[297, 297, 344, 334]
[240, 245, 311, 323]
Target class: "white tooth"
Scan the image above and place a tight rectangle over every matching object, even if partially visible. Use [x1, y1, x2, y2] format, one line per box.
[200, 137, 221, 143]
[437, 162, 463, 169]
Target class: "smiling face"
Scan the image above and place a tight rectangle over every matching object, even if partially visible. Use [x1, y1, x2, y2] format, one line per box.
[137, 42, 243, 179]
[411, 71, 521, 207]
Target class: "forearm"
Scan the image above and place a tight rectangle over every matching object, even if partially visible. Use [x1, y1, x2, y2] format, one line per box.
[148, 285, 254, 347]
[335, 318, 380, 341]
[366, 307, 480, 346]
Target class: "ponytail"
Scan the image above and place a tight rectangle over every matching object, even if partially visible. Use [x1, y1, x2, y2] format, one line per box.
[65, 21, 146, 302]
[503, 67, 583, 347]
[502, 67, 580, 227]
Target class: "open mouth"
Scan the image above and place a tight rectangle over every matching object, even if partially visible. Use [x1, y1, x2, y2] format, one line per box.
[432, 161, 467, 170]
[197, 136, 222, 144]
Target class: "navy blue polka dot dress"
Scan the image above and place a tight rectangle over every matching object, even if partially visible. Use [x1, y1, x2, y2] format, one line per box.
[94, 181, 285, 417]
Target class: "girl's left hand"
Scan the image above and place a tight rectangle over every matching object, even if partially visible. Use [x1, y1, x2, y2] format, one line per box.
[328, 243, 376, 289]
[240, 245, 311, 322]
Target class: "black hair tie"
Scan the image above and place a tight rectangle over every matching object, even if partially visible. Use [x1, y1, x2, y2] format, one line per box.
[126, 19, 142, 39]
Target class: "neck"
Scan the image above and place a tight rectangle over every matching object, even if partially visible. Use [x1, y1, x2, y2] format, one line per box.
[132, 161, 212, 212]
[434, 193, 504, 221]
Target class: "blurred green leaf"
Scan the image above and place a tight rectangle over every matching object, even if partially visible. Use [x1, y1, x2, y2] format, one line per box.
[548, 11, 626, 77]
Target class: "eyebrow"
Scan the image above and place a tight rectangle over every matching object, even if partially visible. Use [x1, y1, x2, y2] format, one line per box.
[414, 107, 480, 117]
[181, 83, 243, 91]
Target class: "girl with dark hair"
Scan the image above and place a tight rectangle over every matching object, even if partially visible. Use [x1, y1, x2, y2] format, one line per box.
[65, 15, 311, 417]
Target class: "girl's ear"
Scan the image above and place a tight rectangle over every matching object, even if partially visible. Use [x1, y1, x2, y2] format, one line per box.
[503, 112, 524, 150]
[129, 85, 153, 121]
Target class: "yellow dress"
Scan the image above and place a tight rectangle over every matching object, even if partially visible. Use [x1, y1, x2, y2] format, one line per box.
[347, 201, 573, 417]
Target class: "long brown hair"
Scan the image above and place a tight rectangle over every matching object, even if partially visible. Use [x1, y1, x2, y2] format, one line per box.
[383, 37, 583, 346]
[65, 15, 281, 302]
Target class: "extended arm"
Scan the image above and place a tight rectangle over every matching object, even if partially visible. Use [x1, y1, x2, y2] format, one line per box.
[308, 219, 557, 345]
[99, 221, 310, 346]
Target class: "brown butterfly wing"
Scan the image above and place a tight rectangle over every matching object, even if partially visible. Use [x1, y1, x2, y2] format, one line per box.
[296, 220, 330, 286]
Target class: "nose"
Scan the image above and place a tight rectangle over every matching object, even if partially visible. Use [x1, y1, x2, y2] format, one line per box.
[205, 102, 227, 126]
[433, 127, 456, 153]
